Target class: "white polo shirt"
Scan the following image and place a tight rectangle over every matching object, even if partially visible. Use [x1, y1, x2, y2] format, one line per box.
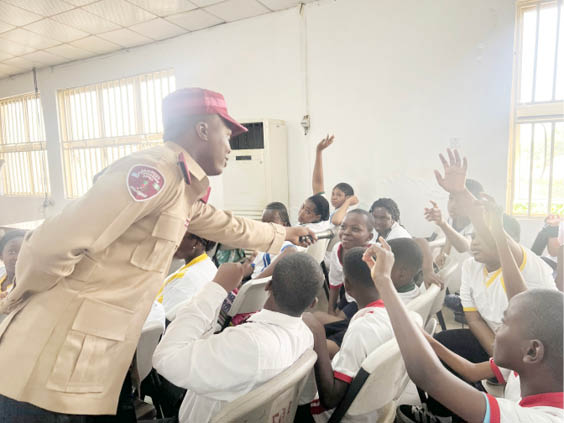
[371, 221, 412, 243]
[153, 282, 314, 423]
[251, 240, 295, 278]
[460, 246, 556, 331]
[156, 253, 218, 316]
[311, 300, 394, 423]
[482, 392, 563, 423]
[489, 358, 520, 402]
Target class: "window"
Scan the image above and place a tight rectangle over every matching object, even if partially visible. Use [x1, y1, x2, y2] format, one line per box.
[0, 93, 50, 196]
[57, 69, 175, 198]
[508, 0, 564, 217]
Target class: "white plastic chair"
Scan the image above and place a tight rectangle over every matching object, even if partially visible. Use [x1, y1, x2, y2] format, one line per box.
[136, 320, 165, 383]
[328, 312, 423, 423]
[228, 276, 272, 316]
[304, 237, 331, 264]
[406, 284, 441, 324]
[210, 349, 317, 423]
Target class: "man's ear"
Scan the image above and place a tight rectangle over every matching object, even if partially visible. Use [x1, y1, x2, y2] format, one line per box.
[264, 281, 272, 292]
[195, 121, 209, 141]
[523, 339, 544, 365]
[309, 296, 318, 309]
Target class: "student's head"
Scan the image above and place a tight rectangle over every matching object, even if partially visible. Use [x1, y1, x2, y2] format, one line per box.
[262, 202, 291, 227]
[388, 238, 423, 289]
[493, 289, 563, 378]
[331, 183, 354, 209]
[162, 88, 247, 176]
[174, 232, 216, 262]
[298, 194, 330, 224]
[343, 247, 378, 302]
[0, 230, 26, 276]
[369, 198, 401, 236]
[447, 179, 484, 218]
[338, 209, 374, 250]
[470, 215, 521, 266]
[268, 253, 323, 317]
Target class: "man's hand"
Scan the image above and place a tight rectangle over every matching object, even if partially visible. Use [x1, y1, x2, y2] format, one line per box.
[478, 193, 505, 239]
[424, 200, 445, 226]
[434, 149, 468, 194]
[240, 253, 256, 278]
[362, 237, 395, 286]
[346, 195, 359, 206]
[213, 263, 245, 293]
[316, 135, 335, 153]
[285, 226, 317, 247]
[422, 267, 444, 289]
[435, 251, 447, 268]
[545, 214, 562, 227]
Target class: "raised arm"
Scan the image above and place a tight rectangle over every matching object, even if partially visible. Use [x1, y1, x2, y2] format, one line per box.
[312, 135, 334, 195]
[424, 200, 470, 253]
[331, 195, 359, 226]
[363, 239, 487, 423]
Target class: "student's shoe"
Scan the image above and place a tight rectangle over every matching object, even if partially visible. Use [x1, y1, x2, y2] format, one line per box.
[396, 404, 453, 423]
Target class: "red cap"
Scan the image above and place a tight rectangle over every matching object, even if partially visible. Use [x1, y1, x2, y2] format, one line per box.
[162, 88, 248, 137]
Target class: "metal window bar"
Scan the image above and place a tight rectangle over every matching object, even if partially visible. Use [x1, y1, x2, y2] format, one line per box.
[552, 1, 562, 100]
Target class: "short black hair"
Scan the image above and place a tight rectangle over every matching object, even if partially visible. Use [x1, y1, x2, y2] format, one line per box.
[346, 209, 375, 234]
[517, 289, 563, 373]
[265, 202, 291, 227]
[307, 194, 330, 222]
[388, 238, 423, 275]
[370, 198, 401, 222]
[502, 214, 520, 242]
[343, 247, 374, 289]
[0, 230, 26, 254]
[190, 234, 216, 252]
[271, 253, 323, 316]
[333, 183, 354, 197]
[465, 179, 484, 198]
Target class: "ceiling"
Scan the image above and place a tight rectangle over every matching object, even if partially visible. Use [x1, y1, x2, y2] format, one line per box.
[0, 0, 316, 79]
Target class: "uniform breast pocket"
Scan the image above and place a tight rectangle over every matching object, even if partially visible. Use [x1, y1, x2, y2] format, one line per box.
[130, 214, 185, 273]
[46, 298, 134, 394]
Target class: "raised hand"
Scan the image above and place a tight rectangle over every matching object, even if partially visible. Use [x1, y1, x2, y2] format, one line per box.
[434, 149, 468, 194]
[545, 214, 562, 227]
[424, 200, 445, 225]
[347, 195, 360, 206]
[477, 193, 504, 238]
[213, 263, 245, 293]
[316, 134, 335, 153]
[362, 237, 395, 284]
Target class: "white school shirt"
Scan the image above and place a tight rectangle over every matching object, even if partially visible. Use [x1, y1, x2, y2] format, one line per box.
[156, 253, 218, 316]
[311, 300, 394, 423]
[251, 240, 295, 278]
[143, 301, 166, 332]
[153, 282, 314, 423]
[460, 246, 556, 331]
[371, 221, 412, 243]
[397, 283, 423, 304]
[328, 242, 354, 303]
[489, 358, 520, 402]
[482, 392, 564, 423]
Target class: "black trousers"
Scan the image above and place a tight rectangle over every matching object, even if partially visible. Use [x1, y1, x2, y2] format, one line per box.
[0, 373, 136, 423]
[424, 329, 489, 422]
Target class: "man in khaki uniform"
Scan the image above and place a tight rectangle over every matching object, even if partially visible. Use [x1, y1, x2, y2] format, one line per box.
[0, 88, 314, 422]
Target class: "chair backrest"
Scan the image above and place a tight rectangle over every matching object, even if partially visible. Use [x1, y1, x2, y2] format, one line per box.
[429, 260, 460, 317]
[136, 320, 165, 382]
[305, 237, 331, 264]
[329, 312, 423, 422]
[210, 349, 317, 423]
[227, 276, 272, 317]
[406, 283, 441, 323]
[425, 317, 438, 337]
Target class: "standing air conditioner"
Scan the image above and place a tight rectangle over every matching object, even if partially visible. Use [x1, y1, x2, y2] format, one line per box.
[222, 119, 288, 221]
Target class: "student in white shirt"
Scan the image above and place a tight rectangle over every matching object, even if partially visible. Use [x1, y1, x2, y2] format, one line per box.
[362, 237, 563, 423]
[369, 197, 411, 241]
[298, 193, 332, 233]
[251, 202, 297, 279]
[152, 253, 323, 423]
[156, 232, 218, 316]
[304, 247, 422, 423]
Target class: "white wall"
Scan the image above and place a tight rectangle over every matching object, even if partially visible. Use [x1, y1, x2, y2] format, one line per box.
[2, 0, 541, 246]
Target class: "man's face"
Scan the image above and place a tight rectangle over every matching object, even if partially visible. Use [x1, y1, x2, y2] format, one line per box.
[371, 207, 394, 234]
[493, 296, 528, 370]
[338, 213, 372, 250]
[199, 115, 232, 176]
[470, 232, 498, 265]
[2, 237, 23, 274]
[331, 188, 346, 209]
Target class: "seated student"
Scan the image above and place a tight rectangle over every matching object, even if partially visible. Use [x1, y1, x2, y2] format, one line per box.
[323, 238, 423, 357]
[311, 134, 359, 226]
[0, 230, 26, 294]
[299, 193, 332, 232]
[304, 247, 419, 422]
[432, 150, 555, 366]
[530, 214, 561, 272]
[251, 202, 297, 279]
[156, 232, 217, 315]
[363, 240, 563, 423]
[369, 197, 411, 241]
[152, 253, 323, 423]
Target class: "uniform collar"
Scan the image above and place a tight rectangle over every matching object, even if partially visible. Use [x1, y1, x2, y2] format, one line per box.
[164, 141, 207, 182]
[519, 392, 564, 409]
[364, 299, 385, 309]
[247, 309, 305, 329]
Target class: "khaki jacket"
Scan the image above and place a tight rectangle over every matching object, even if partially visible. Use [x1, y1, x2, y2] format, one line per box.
[0, 141, 284, 415]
